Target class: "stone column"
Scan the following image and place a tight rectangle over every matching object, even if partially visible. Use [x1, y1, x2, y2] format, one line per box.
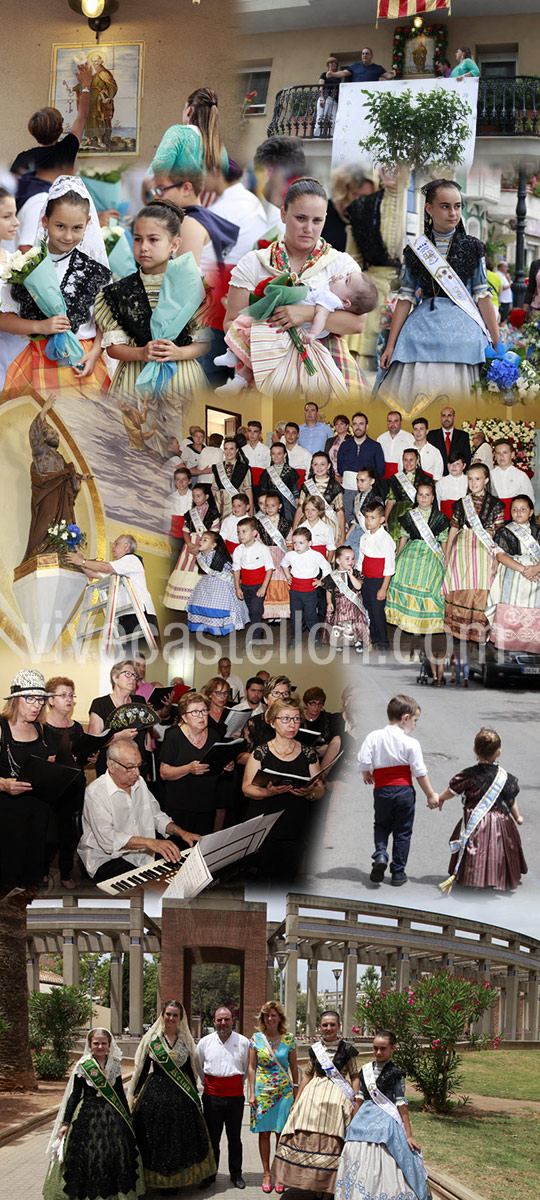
[26, 942, 40, 994]
[284, 941, 298, 1035]
[110, 950, 123, 1035]
[62, 895, 79, 987]
[478, 960, 493, 1035]
[129, 892, 144, 1036]
[395, 951, 410, 993]
[504, 965, 519, 1040]
[266, 956, 276, 1003]
[342, 946, 358, 1037]
[525, 972, 539, 1041]
[306, 959, 318, 1038]
[156, 955, 162, 1017]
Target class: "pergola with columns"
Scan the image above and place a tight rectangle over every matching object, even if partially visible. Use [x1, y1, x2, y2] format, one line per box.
[267, 894, 540, 1043]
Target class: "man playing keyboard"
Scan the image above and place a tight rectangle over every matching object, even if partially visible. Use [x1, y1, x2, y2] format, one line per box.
[78, 739, 200, 883]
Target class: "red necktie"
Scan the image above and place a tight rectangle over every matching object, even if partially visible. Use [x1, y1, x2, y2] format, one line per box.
[445, 432, 451, 457]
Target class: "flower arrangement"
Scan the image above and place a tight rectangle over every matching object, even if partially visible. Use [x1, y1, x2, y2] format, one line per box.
[391, 23, 448, 79]
[47, 521, 86, 554]
[101, 224, 125, 251]
[462, 418, 536, 474]
[473, 350, 540, 403]
[1, 242, 45, 285]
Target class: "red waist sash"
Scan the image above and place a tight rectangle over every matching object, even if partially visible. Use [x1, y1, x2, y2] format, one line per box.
[362, 555, 385, 578]
[382, 462, 398, 479]
[250, 467, 264, 486]
[204, 1073, 244, 1097]
[291, 576, 316, 592]
[170, 514, 185, 537]
[500, 496, 513, 521]
[440, 499, 455, 520]
[312, 544, 327, 558]
[373, 765, 412, 787]
[225, 539, 239, 555]
[296, 469, 306, 487]
[241, 566, 266, 584]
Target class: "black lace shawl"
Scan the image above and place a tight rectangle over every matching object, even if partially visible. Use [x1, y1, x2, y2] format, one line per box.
[403, 221, 485, 296]
[388, 467, 431, 503]
[359, 1059, 405, 1101]
[212, 453, 251, 493]
[494, 519, 540, 556]
[184, 501, 220, 534]
[207, 543, 233, 572]
[400, 506, 449, 540]
[101, 271, 192, 347]
[347, 189, 400, 269]
[257, 511, 292, 544]
[308, 1038, 357, 1078]
[12, 249, 111, 332]
[259, 463, 300, 499]
[451, 493, 505, 534]
[302, 476, 343, 506]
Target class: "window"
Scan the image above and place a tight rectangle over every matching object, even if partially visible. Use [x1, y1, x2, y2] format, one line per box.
[478, 51, 518, 79]
[239, 68, 271, 115]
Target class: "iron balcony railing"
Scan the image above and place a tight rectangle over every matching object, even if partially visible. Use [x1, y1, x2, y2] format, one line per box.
[266, 77, 540, 141]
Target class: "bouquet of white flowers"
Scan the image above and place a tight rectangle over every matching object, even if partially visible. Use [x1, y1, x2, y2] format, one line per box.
[2, 240, 85, 368]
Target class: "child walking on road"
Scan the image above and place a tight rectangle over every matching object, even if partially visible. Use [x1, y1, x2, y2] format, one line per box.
[358, 695, 438, 886]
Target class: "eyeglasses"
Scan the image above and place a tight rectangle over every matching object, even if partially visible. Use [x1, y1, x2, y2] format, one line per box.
[276, 714, 301, 724]
[186, 708, 208, 717]
[150, 183, 180, 198]
[120, 671, 137, 680]
[20, 695, 45, 705]
[52, 693, 76, 699]
[110, 760, 141, 772]
[271, 690, 290, 699]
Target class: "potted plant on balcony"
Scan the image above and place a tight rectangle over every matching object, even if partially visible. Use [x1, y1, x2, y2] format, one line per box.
[358, 86, 473, 171]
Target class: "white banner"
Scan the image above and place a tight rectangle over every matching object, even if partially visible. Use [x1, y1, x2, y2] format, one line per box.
[331, 78, 479, 174]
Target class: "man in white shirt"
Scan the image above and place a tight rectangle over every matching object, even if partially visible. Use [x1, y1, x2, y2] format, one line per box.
[490, 438, 535, 520]
[67, 533, 158, 644]
[228, 677, 265, 718]
[78, 739, 197, 881]
[470, 429, 493, 471]
[377, 411, 414, 480]
[196, 1007, 250, 1189]
[180, 426, 207, 477]
[281, 421, 312, 483]
[209, 164, 268, 263]
[411, 418, 444, 481]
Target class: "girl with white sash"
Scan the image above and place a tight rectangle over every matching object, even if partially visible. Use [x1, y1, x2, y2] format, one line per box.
[44, 1028, 145, 1200]
[295, 453, 346, 544]
[375, 179, 499, 411]
[321, 545, 370, 651]
[436, 727, 526, 891]
[129, 1000, 216, 1191]
[486, 495, 540, 653]
[384, 449, 431, 545]
[186, 530, 249, 634]
[274, 1010, 359, 1194]
[386, 482, 450, 656]
[442, 464, 504, 643]
[164, 484, 220, 610]
[257, 491, 292, 621]
[335, 1031, 429, 1200]
[212, 438, 253, 519]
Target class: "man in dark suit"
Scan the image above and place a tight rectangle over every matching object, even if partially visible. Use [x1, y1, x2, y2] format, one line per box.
[427, 405, 471, 476]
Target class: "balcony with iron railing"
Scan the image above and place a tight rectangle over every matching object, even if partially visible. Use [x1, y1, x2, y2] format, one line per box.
[266, 77, 540, 141]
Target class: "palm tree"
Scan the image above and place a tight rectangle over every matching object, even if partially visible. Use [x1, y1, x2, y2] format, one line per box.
[0, 893, 37, 1091]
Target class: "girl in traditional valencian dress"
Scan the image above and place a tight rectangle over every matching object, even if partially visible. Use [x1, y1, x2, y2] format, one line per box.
[442, 463, 504, 643]
[186, 530, 249, 635]
[164, 483, 220, 611]
[94, 200, 209, 458]
[376, 178, 499, 407]
[386, 481, 450, 649]
[486, 494, 540, 654]
[1, 176, 111, 396]
[43, 1028, 144, 1200]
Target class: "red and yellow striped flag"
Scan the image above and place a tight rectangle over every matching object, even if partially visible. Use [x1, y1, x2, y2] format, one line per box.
[377, 0, 450, 18]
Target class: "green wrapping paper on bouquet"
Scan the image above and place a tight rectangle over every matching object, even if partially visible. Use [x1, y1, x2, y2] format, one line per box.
[134, 252, 205, 399]
[242, 271, 316, 374]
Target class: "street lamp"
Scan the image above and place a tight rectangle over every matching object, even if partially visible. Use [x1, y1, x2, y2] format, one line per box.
[276, 952, 289, 1006]
[332, 967, 342, 1016]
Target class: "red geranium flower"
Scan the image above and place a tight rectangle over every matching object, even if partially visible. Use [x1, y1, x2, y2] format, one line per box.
[253, 275, 275, 295]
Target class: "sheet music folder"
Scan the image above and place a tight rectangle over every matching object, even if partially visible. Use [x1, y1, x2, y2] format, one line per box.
[163, 810, 284, 899]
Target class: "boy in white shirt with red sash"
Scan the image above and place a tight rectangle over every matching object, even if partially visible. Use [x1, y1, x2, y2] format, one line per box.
[232, 517, 273, 635]
[357, 500, 395, 650]
[358, 694, 438, 886]
[282, 528, 331, 645]
[220, 494, 250, 555]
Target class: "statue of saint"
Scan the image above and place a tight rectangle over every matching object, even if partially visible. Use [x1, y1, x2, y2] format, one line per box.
[412, 41, 428, 73]
[22, 402, 86, 563]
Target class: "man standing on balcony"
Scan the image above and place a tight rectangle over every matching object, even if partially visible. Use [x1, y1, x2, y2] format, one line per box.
[327, 47, 395, 84]
[315, 56, 341, 137]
